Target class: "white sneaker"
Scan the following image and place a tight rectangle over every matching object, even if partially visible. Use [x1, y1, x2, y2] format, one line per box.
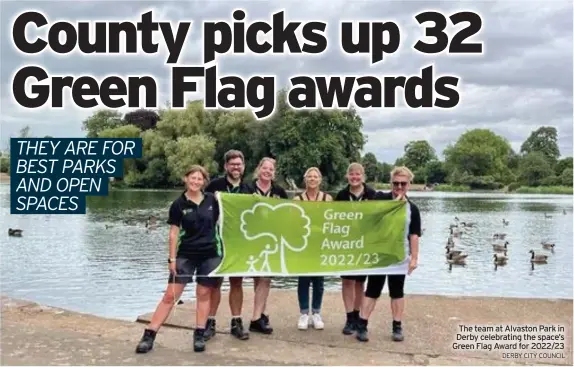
[311, 313, 324, 329]
[298, 314, 309, 330]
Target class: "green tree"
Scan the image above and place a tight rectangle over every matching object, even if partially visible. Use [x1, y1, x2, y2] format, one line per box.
[555, 157, 573, 176]
[0, 156, 9, 173]
[520, 126, 560, 162]
[559, 168, 573, 187]
[519, 152, 554, 186]
[164, 135, 217, 182]
[209, 110, 261, 174]
[425, 160, 448, 184]
[378, 162, 393, 183]
[97, 124, 141, 139]
[82, 110, 124, 138]
[444, 129, 513, 185]
[361, 153, 380, 182]
[156, 103, 202, 139]
[402, 140, 437, 171]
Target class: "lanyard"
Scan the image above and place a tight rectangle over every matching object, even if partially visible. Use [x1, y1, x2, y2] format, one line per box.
[304, 191, 321, 201]
[227, 185, 240, 193]
[256, 187, 271, 197]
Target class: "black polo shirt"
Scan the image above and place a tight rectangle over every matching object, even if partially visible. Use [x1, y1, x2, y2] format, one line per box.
[241, 180, 288, 199]
[375, 191, 422, 237]
[334, 184, 378, 201]
[205, 176, 243, 194]
[167, 191, 220, 257]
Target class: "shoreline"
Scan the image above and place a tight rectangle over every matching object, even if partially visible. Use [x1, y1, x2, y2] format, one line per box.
[0, 174, 570, 195]
[3, 292, 572, 366]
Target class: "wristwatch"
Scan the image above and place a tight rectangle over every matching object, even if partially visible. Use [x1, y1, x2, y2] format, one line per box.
[168, 258, 176, 263]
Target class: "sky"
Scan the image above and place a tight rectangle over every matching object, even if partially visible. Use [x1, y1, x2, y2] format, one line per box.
[0, 0, 572, 163]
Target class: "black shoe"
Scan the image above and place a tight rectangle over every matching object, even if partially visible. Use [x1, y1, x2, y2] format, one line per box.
[392, 326, 404, 342]
[249, 317, 273, 334]
[356, 322, 369, 342]
[204, 319, 216, 341]
[135, 329, 156, 353]
[193, 329, 206, 352]
[231, 318, 250, 340]
[342, 319, 355, 335]
[261, 313, 270, 326]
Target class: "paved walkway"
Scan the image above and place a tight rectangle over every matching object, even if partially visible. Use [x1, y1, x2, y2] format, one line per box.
[2, 292, 572, 366]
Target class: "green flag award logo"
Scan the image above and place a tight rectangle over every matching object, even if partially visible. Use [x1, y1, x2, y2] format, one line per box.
[240, 202, 310, 274]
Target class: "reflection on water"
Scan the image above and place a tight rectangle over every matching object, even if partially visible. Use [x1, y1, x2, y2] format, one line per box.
[1, 186, 572, 321]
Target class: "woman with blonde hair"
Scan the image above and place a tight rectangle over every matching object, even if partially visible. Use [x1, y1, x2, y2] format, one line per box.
[334, 162, 377, 335]
[135, 165, 222, 354]
[356, 166, 421, 343]
[294, 167, 332, 330]
[240, 157, 288, 334]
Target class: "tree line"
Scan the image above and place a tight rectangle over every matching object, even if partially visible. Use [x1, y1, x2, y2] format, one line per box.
[2, 91, 572, 192]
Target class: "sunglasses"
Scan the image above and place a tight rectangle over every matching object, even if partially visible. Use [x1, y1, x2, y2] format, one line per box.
[392, 181, 408, 187]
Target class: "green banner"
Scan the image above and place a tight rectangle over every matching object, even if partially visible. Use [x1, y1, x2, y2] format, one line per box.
[210, 193, 411, 276]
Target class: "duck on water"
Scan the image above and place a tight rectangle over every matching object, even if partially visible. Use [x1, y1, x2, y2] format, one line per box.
[8, 228, 23, 237]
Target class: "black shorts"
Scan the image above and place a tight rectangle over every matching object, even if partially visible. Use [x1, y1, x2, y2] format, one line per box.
[365, 274, 405, 299]
[341, 275, 367, 283]
[168, 256, 222, 288]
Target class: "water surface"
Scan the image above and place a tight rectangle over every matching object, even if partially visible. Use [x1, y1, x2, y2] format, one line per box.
[1, 185, 572, 321]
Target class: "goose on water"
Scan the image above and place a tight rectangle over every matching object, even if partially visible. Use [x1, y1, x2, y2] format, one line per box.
[447, 252, 467, 265]
[493, 233, 507, 240]
[450, 227, 463, 238]
[492, 241, 509, 252]
[541, 242, 555, 250]
[446, 247, 463, 256]
[493, 253, 508, 265]
[529, 250, 548, 263]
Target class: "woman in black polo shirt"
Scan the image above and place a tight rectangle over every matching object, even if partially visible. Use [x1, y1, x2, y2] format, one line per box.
[355, 166, 421, 343]
[241, 157, 288, 334]
[334, 162, 377, 335]
[135, 165, 222, 354]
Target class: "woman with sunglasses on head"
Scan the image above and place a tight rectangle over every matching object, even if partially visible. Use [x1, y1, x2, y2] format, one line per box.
[135, 165, 223, 354]
[334, 162, 378, 335]
[355, 166, 421, 343]
[293, 167, 333, 330]
[240, 157, 288, 334]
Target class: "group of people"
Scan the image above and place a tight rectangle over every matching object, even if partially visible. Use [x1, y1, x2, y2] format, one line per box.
[135, 150, 421, 353]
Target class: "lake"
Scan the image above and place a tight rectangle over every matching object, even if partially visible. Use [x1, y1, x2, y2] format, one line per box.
[1, 184, 572, 321]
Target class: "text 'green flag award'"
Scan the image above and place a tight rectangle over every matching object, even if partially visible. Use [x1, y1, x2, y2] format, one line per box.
[210, 193, 411, 276]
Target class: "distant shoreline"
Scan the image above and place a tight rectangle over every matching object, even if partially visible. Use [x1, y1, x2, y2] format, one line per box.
[0, 174, 570, 195]
[105, 183, 572, 195]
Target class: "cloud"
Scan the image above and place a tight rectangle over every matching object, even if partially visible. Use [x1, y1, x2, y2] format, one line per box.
[1, 0, 571, 163]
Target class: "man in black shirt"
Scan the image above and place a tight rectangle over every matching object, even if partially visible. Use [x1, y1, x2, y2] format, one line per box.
[355, 166, 421, 343]
[205, 150, 245, 195]
[204, 150, 249, 341]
